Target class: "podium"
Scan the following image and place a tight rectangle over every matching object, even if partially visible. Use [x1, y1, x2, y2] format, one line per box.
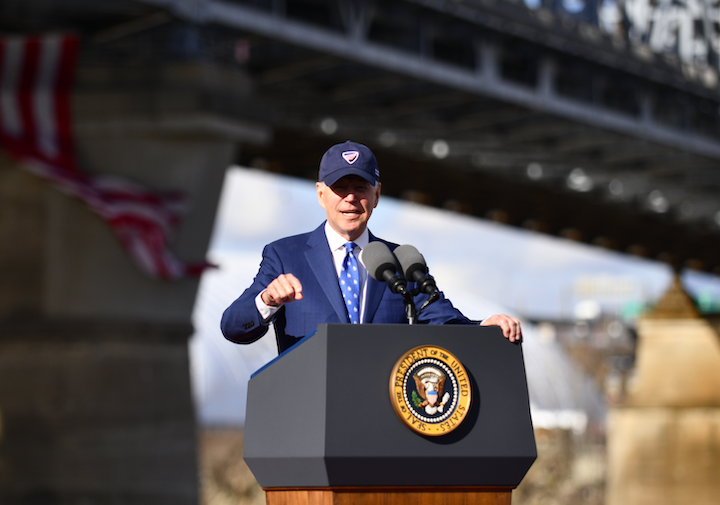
[244, 324, 536, 505]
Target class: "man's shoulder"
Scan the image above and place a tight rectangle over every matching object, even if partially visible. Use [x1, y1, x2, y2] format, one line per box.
[369, 233, 399, 250]
[266, 225, 324, 250]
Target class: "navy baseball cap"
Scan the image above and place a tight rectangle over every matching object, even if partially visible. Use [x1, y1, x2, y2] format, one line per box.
[318, 141, 380, 186]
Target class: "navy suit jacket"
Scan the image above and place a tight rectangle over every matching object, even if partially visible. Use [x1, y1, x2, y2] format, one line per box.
[221, 224, 473, 353]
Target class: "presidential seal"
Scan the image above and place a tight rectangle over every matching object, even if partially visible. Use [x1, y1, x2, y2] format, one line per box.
[389, 345, 471, 436]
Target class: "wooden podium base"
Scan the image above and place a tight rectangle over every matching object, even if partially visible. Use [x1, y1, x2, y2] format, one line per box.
[265, 487, 513, 505]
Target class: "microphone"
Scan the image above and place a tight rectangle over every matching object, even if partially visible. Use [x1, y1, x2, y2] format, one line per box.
[360, 242, 408, 295]
[393, 244, 439, 297]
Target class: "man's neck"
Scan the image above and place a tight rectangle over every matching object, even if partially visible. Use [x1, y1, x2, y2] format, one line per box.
[324, 222, 370, 249]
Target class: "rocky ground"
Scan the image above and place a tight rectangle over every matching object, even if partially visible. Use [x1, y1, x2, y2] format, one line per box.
[198, 428, 265, 505]
[198, 427, 606, 505]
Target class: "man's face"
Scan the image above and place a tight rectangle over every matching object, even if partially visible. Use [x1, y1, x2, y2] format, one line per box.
[316, 175, 381, 241]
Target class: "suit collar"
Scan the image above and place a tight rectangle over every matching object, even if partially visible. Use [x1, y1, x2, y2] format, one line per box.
[306, 224, 349, 323]
[305, 224, 387, 324]
[323, 221, 370, 252]
[363, 231, 386, 322]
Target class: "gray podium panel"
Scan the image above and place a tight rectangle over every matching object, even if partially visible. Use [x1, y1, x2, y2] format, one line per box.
[244, 324, 536, 488]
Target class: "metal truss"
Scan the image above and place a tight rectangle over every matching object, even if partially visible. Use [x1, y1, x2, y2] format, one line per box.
[6, 0, 720, 272]
[135, 0, 720, 159]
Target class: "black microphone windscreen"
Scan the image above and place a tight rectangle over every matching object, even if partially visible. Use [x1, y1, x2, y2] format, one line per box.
[394, 244, 427, 279]
[360, 242, 398, 281]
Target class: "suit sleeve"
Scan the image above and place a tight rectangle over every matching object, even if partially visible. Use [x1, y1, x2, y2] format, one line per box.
[220, 244, 284, 344]
[412, 274, 476, 326]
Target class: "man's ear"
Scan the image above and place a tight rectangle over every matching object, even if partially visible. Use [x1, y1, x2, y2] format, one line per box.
[373, 182, 381, 208]
[316, 181, 327, 209]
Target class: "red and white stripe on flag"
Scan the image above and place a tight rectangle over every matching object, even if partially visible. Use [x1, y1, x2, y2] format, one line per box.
[0, 35, 77, 170]
[0, 35, 211, 280]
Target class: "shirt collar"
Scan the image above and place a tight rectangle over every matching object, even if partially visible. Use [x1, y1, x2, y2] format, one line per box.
[324, 221, 370, 251]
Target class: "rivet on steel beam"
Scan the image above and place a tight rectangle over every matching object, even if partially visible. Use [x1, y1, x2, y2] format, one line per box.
[527, 162, 543, 181]
[486, 209, 509, 224]
[560, 228, 583, 241]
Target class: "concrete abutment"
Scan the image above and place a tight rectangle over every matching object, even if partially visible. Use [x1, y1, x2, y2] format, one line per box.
[0, 62, 269, 503]
[607, 276, 720, 505]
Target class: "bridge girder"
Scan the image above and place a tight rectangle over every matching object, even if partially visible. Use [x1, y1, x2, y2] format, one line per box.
[4, 0, 720, 272]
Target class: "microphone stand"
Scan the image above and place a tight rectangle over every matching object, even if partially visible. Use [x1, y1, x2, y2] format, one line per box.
[403, 289, 439, 324]
[380, 270, 418, 324]
[403, 291, 417, 325]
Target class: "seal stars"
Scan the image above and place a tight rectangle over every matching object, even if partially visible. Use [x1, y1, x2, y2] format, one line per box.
[389, 345, 471, 436]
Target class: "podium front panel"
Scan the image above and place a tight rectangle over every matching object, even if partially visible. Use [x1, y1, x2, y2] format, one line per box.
[244, 324, 536, 488]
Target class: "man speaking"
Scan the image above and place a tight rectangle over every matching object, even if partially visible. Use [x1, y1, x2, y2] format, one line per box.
[221, 141, 522, 353]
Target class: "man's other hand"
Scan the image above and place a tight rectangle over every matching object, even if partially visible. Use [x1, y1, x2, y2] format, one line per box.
[481, 314, 522, 343]
[261, 274, 303, 307]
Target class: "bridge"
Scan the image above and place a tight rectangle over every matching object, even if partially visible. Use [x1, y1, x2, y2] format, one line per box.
[1, 0, 719, 503]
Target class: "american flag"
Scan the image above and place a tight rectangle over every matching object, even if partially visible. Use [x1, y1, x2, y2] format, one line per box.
[0, 35, 210, 280]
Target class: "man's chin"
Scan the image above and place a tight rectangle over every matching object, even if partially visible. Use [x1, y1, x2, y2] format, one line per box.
[340, 216, 365, 227]
[339, 223, 367, 239]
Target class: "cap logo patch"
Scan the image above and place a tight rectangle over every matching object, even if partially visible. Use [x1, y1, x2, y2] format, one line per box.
[342, 151, 359, 164]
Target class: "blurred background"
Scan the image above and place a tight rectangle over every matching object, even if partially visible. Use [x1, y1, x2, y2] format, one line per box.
[2, 1, 720, 504]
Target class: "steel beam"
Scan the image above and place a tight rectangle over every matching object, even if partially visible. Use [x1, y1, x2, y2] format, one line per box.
[135, 0, 720, 160]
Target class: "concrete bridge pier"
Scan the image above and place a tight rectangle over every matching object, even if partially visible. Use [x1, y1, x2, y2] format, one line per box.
[607, 276, 720, 505]
[0, 62, 268, 504]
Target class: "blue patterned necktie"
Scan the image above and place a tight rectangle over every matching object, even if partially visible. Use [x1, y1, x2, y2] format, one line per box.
[340, 242, 360, 324]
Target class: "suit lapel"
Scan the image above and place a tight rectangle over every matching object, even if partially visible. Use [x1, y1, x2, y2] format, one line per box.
[363, 233, 386, 323]
[306, 225, 349, 323]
